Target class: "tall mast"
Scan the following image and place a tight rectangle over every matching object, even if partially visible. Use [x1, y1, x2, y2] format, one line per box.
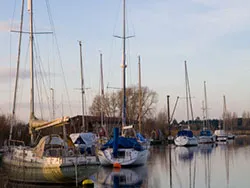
[184, 61, 190, 125]
[79, 41, 85, 132]
[9, 0, 25, 141]
[50, 88, 55, 119]
[28, 0, 35, 144]
[138, 56, 142, 133]
[100, 53, 104, 128]
[202, 100, 205, 128]
[223, 95, 227, 131]
[204, 81, 208, 128]
[167, 95, 171, 136]
[122, 0, 127, 128]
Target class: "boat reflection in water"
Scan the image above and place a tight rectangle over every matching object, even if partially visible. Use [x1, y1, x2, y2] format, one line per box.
[175, 146, 198, 162]
[199, 143, 216, 155]
[93, 166, 147, 187]
[4, 164, 99, 185]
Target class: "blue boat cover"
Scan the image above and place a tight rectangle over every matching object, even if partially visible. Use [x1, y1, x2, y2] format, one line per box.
[136, 133, 147, 142]
[177, 130, 193, 137]
[200, 130, 212, 136]
[101, 136, 144, 151]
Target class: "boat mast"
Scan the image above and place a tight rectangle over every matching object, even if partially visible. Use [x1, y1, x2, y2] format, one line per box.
[50, 88, 55, 119]
[223, 95, 227, 131]
[79, 41, 85, 132]
[122, 0, 127, 128]
[167, 95, 171, 136]
[28, 0, 35, 145]
[184, 61, 190, 126]
[202, 100, 205, 128]
[100, 52, 104, 128]
[138, 56, 142, 133]
[9, 0, 25, 141]
[204, 81, 208, 128]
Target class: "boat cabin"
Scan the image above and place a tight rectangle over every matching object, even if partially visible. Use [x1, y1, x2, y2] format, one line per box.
[177, 130, 194, 137]
[200, 130, 213, 136]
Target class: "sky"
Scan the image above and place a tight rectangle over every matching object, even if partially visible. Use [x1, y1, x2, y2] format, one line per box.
[1, 0, 250, 122]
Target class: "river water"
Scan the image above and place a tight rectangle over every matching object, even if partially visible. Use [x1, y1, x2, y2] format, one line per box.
[1, 136, 250, 188]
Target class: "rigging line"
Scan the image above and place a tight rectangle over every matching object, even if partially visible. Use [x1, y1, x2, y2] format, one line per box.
[33, 40, 45, 119]
[33, 38, 52, 119]
[34, 61, 43, 119]
[17, 40, 30, 116]
[107, 0, 122, 90]
[45, 0, 72, 115]
[186, 66, 194, 121]
[33, 20, 52, 89]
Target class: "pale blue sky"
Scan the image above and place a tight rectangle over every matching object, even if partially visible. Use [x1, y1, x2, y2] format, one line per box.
[1, 0, 250, 122]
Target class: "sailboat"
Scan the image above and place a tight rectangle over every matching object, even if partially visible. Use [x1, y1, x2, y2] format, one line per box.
[98, 0, 149, 166]
[3, 0, 99, 184]
[69, 41, 98, 156]
[223, 96, 235, 140]
[214, 96, 229, 142]
[174, 61, 198, 146]
[198, 81, 216, 144]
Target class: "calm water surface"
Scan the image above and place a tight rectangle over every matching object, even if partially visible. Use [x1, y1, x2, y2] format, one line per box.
[1, 136, 250, 188]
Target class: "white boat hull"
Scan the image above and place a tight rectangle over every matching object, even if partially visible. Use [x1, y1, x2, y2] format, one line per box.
[174, 136, 198, 146]
[2, 146, 99, 184]
[198, 135, 216, 144]
[98, 148, 149, 166]
[216, 136, 228, 142]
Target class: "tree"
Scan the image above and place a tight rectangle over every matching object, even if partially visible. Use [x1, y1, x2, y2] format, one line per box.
[89, 86, 158, 122]
[89, 92, 119, 117]
[242, 111, 250, 129]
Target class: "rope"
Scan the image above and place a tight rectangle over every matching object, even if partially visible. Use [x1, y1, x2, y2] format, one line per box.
[33, 37, 51, 120]
[45, 0, 73, 115]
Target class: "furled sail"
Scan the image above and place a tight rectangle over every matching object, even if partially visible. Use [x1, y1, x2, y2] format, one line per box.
[29, 116, 70, 131]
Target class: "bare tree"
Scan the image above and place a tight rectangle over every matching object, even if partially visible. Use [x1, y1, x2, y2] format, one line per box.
[89, 92, 120, 117]
[242, 111, 250, 129]
[89, 86, 158, 122]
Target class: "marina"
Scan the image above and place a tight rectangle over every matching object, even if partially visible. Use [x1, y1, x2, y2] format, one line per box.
[0, 136, 250, 187]
[1, 0, 250, 187]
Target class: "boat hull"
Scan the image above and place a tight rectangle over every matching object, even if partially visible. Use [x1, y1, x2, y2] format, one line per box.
[215, 136, 228, 142]
[98, 148, 149, 166]
[2, 148, 100, 184]
[174, 136, 198, 146]
[198, 135, 216, 144]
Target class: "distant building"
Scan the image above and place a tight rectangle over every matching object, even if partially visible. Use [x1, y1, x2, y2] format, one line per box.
[68, 115, 138, 135]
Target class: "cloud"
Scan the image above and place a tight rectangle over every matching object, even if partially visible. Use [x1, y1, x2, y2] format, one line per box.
[0, 66, 57, 83]
[0, 67, 29, 82]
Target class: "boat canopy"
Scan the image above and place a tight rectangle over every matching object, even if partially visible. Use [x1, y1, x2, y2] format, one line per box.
[136, 133, 147, 142]
[177, 130, 193, 137]
[200, 130, 212, 136]
[214, 130, 226, 136]
[33, 134, 74, 158]
[69, 133, 97, 147]
[101, 137, 143, 151]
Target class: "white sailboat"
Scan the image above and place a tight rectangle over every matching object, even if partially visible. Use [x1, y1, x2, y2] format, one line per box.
[214, 96, 229, 142]
[174, 61, 198, 146]
[198, 81, 216, 144]
[3, 0, 99, 184]
[98, 0, 149, 166]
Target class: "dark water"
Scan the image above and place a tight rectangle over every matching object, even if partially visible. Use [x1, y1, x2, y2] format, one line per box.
[1, 136, 250, 188]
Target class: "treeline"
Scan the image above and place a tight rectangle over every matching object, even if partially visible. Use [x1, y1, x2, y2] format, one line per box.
[0, 114, 30, 147]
